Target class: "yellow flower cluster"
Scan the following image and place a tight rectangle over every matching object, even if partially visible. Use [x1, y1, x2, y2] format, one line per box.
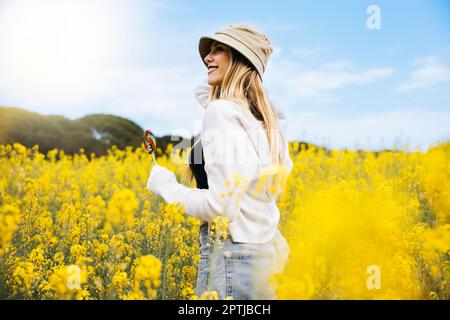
[209, 216, 229, 246]
[0, 204, 20, 254]
[275, 142, 450, 299]
[124, 254, 162, 300]
[1, 140, 449, 299]
[0, 143, 199, 299]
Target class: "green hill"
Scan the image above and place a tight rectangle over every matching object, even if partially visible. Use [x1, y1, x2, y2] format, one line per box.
[0, 107, 187, 158]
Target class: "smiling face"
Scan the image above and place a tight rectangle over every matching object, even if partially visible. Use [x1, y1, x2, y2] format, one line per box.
[204, 41, 231, 86]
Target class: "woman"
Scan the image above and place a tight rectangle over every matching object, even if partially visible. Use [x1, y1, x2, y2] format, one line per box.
[147, 23, 293, 300]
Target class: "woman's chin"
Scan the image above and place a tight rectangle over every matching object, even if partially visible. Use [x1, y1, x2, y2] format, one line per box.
[207, 76, 221, 86]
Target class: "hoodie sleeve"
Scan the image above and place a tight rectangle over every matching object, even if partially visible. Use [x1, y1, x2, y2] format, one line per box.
[146, 99, 260, 223]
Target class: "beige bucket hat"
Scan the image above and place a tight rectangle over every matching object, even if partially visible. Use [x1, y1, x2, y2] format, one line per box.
[198, 23, 273, 81]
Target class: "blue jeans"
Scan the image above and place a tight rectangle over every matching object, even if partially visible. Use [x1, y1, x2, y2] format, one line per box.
[195, 222, 279, 300]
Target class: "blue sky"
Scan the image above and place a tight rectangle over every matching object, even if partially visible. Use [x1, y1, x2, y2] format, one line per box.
[0, 0, 449, 151]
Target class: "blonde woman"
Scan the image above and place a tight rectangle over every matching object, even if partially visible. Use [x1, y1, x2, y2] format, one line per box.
[147, 23, 293, 300]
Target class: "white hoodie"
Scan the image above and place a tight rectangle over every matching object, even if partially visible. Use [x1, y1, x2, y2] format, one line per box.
[147, 79, 293, 246]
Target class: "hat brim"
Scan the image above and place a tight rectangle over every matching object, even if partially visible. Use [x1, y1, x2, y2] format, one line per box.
[198, 34, 264, 79]
[198, 36, 214, 65]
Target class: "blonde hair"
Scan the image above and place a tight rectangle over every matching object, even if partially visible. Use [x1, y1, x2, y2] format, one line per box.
[183, 46, 286, 186]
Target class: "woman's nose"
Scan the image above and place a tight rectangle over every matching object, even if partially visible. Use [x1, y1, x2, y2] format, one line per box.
[204, 53, 213, 64]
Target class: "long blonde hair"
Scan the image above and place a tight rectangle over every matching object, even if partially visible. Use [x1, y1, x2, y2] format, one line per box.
[184, 47, 286, 185]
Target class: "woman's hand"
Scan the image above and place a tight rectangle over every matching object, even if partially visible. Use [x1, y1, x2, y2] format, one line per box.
[146, 165, 177, 196]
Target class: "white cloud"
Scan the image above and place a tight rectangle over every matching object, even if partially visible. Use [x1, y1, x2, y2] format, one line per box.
[289, 67, 393, 96]
[291, 47, 317, 59]
[321, 60, 355, 70]
[284, 108, 450, 151]
[265, 56, 394, 107]
[396, 56, 450, 92]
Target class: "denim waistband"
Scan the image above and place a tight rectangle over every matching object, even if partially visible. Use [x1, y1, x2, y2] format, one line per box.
[199, 221, 234, 238]
[199, 221, 231, 244]
[199, 221, 274, 247]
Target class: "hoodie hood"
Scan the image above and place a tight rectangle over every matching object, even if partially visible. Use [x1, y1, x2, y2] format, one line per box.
[194, 80, 210, 110]
[194, 79, 289, 131]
